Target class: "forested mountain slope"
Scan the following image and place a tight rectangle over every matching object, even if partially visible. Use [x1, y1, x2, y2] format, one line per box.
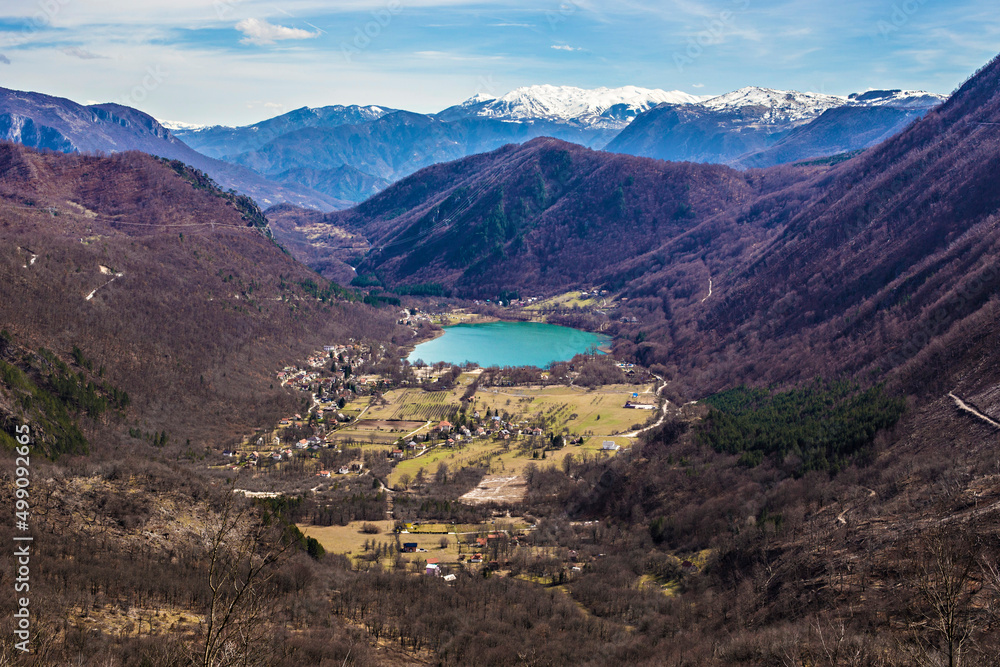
[0, 143, 399, 452]
[318, 138, 813, 297]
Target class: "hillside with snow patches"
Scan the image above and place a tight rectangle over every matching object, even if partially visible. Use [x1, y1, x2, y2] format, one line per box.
[605, 86, 946, 166]
[697, 86, 945, 124]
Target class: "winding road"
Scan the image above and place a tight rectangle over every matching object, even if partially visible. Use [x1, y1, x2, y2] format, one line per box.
[620, 376, 671, 438]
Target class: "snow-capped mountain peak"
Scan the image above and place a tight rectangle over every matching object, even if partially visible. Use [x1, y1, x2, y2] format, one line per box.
[463, 93, 497, 105]
[157, 119, 209, 131]
[455, 84, 708, 129]
[700, 87, 848, 123]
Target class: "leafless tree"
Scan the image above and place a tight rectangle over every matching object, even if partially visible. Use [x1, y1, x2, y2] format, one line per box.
[905, 524, 983, 667]
[195, 484, 292, 667]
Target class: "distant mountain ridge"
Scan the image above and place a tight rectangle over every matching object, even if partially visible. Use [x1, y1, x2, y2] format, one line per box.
[0, 82, 945, 215]
[174, 86, 705, 198]
[0, 87, 344, 210]
[175, 83, 944, 207]
[173, 104, 396, 159]
[437, 84, 708, 129]
[607, 86, 946, 167]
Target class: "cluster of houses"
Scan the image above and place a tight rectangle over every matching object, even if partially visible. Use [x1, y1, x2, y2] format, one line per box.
[398, 530, 532, 577]
[223, 433, 334, 466]
[274, 342, 392, 429]
[316, 462, 364, 477]
[387, 416, 553, 460]
[276, 366, 321, 391]
[467, 288, 610, 310]
[396, 308, 433, 328]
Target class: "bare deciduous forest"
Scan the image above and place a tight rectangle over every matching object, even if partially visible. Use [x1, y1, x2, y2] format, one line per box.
[3, 53, 1000, 667]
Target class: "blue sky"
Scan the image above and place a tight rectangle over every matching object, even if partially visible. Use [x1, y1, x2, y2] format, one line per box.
[0, 0, 997, 126]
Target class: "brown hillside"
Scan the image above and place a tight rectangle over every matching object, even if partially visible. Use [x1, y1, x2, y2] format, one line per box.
[0, 143, 399, 453]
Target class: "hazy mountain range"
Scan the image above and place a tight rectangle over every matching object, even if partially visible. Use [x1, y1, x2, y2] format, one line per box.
[0, 83, 944, 213]
[0, 87, 348, 210]
[173, 83, 943, 204]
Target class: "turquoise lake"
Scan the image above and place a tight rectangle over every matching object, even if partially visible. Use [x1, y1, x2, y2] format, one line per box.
[407, 321, 610, 368]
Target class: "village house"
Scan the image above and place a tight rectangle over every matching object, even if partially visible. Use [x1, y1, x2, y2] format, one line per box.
[602, 441, 620, 451]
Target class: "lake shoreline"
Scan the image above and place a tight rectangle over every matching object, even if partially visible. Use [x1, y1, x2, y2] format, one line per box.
[406, 320, 611, 368]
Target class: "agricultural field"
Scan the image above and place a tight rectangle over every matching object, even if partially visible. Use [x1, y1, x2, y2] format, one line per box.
[323, 375, 658, 484]
[326, 418, 430, 446]
[298, 517, 535, 567]
[386, 434, 632, 486]
[470, 382, 657, 436]
[362, 387, 462, 422]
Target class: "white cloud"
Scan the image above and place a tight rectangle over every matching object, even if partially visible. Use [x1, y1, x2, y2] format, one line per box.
[691, 83, 704, 88]
[0, 54, 10, 65]
[551, 44, 581, 51]
[235, 18, 320, 46]
[63, 47, 109, 60]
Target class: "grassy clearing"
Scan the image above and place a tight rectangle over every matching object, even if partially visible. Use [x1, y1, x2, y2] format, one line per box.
[300, 521, 476, 566]
[638, 574, 680, 597]
[297, 520, 397, 556]
[428, 310, 499, 326]
[299, 517, 538, 569]
[326, 429, 401, 445]
[522, 291, 609, 312]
